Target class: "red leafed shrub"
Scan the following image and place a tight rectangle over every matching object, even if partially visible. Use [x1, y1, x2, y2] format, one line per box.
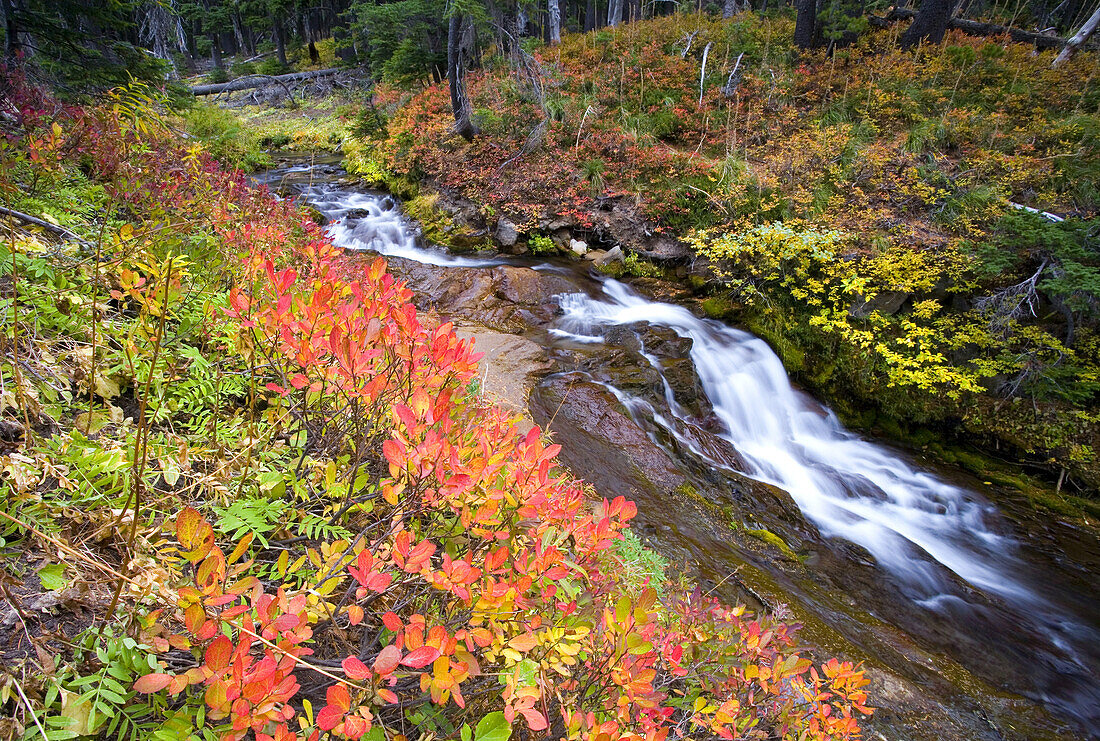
[138, 209, 871, 739]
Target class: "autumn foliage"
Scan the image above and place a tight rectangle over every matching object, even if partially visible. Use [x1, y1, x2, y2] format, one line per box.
[0, 69, 869, 740]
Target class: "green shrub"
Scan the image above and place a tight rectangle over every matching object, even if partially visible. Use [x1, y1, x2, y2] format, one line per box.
[180, 104, 271, 172]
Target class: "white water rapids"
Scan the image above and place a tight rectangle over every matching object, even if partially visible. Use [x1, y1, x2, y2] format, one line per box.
[552, 280, 1024, 602]
[270, 170, 1098, 736]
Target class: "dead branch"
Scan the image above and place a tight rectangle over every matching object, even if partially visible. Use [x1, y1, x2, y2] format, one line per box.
[190, 68, 342, 96]
[869, 8, 1094, 50]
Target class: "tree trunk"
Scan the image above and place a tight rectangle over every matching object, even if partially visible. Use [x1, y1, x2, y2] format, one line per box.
[585, 0, 597, 30]
[794, 0, 817, 48]
[273, 14, 287, 65]
[189, 67, 341, 95]
[448, 13, 478, 142]
[548, 0, 561, 42]
[608, 0, 623, 26]
[1053, 3, 1100, 65]
[900, 0, 953, 48]
[723, 0, 740, 17]
[2, 0, 19, 58]
[334, 3, 356, 65]
[232, 12, 247, 56]
[210, 34, 223, 68]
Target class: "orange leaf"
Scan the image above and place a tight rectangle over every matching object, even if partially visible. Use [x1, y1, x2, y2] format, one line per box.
[347, 605, 364, 626]
[326, 683, 351, 712]
[508, 632, 538, 652]
[133, 673, 173, 693]
[204, 635, 233, 673]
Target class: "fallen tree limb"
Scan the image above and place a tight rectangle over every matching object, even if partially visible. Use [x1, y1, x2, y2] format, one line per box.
[1053, 4, 1100, 66]
[870, 8, 1094, 50]
[190, 68, 341, 96]
[0, 205, 94, 247]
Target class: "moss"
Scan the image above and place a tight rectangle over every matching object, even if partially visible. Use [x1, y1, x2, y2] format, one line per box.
[740, 524, 800, 561]
[700, 295, 735, 320]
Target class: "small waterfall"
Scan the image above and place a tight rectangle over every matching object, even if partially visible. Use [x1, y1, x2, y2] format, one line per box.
[552, 279, 1022, 600]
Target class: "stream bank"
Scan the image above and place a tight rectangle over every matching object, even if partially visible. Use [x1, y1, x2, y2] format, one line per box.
[261, 157, 1100, 741]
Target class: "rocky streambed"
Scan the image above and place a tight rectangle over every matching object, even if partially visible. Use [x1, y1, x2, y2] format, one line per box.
[259, 159, 1100, 741]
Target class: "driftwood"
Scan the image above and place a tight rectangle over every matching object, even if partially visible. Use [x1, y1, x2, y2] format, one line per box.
[1053, 4, 1100, 66]
[190, 68, 341, 96]
[870, 8, 1095, 50]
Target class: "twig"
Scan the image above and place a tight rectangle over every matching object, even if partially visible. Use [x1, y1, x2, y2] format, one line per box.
[9, 672, 49, 740]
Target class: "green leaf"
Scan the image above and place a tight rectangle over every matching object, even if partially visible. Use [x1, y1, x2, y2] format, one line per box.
[37, 564, 68, 591]
[474, 711, 511, 741]
[461, 724, 472, 741]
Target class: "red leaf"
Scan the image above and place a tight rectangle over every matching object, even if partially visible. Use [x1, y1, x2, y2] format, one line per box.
[342, 656, 372, 681]
[520, 707, 548, 731]
[381, 611, 402, 631]
[316, 704, 344, 732]
[133, 673, 173, 694]
[344, 714, 369, 740]
[400, 646, 441, 669]
[373, 645, 401, 676]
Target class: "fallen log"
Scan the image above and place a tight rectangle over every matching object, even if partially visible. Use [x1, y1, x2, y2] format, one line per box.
[870, 8, 1095, 50]
[190, 68, 341, 96]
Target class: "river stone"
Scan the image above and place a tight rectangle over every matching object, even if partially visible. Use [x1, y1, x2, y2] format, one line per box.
[495, 216, 519, 247]
[594, 245, 624, 266]
[569, 239, 588, 256]
[551, 227, 572, 247]
[636, 235, 691, 262]
[584, 249, 607, 262]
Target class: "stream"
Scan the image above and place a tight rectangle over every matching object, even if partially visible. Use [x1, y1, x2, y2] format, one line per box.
[259, 159, 1100, 741]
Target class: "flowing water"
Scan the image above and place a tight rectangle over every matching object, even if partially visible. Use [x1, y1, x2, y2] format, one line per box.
[260, 161, 1100, 739]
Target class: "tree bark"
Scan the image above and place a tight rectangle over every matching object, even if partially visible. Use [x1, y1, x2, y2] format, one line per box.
[794, 0, 817, 48]
[448, 13, 478, 142]
[1053, 3, 1100, 65]
[548, 0, 561, 43]
[0, 0, 15, 57]
[210, 34, 223, 68]
[723, 0, 741, 18]
[899, 0, 954, 47]
[608, 0, 623, 27]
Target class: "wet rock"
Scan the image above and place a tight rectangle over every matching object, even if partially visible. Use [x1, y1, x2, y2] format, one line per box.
[551, 227, 572, 247]
[584, 249, 606, 262]
[849, 291, 909, 319]
[495, 217, 519, 247]
[530, 374, 690, 501]
[636, 235, 691, 262]
[455, 326, 551, 433]
[569, 239, 588, 256]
